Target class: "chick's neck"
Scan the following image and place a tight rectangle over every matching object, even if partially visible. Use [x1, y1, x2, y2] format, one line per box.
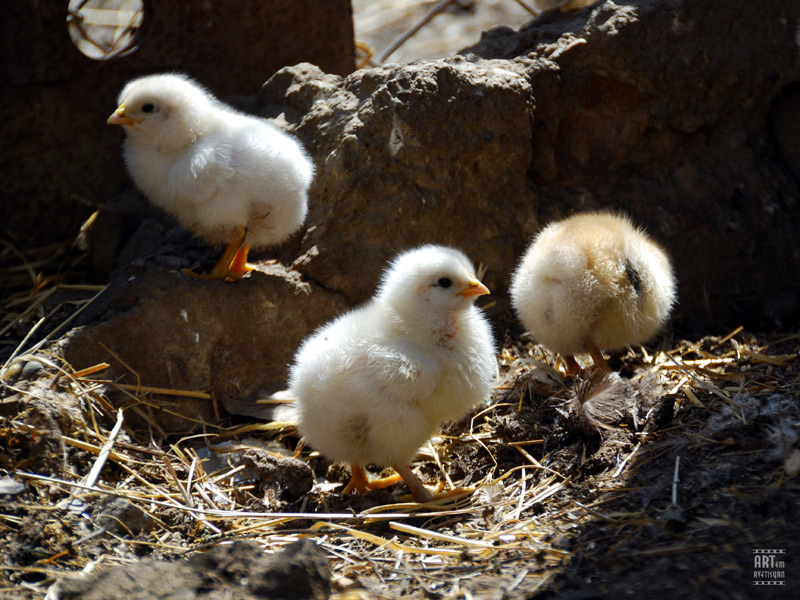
[382, 300, 464, 348]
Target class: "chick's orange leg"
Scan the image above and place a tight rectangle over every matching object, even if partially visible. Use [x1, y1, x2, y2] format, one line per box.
[228, 244, 256, 279]
[341, 464, 370, 496]
[341, 464, 430, 501]
[184, 228, 248, 281]
[394, 464, 434, 503]
[586, 340, 610, 373]
[363, 472, 403, 490]
[563, 355, 582, 377]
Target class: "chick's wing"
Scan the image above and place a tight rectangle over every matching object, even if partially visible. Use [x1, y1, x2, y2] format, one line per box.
[167, 137, 236, 203]
[364, 340, 440, 403]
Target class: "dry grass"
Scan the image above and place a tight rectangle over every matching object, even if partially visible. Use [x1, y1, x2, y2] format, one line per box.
[353, 0, 538, 66]
[2, 238, 798, 597]
[2, 4, 799, 597]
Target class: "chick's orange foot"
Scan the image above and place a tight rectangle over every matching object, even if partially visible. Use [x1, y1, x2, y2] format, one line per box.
[183, 231, 255, 281]
[228, 245, 256, 278]
[394, 463, 434, 503]
[342, 464, 433, 503]
[340, 464, 370, 496]
[563, 341, 611, 378]
[341, 464, 402, 495]
[586, 340, 610, 373]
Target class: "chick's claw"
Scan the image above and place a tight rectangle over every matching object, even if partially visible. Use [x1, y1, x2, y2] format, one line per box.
[365, 472, 404, 491]
[341, 464, 371, 496]
[341, 466, 404, 496]
[183, 231, 254, 281]
[398, 486, 474, 505]
[228, 245, 256, 279]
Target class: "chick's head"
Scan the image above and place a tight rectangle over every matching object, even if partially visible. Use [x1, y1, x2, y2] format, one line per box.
[377, 246, 490, 323]
[108, 73, 217, 153]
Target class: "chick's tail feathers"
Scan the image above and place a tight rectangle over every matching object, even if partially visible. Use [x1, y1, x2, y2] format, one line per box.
[255, 389, 299, 423]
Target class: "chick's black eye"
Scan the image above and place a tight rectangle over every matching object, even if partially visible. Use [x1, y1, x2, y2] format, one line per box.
[437, 277, 452, 289]
[141, 103, 155, 114]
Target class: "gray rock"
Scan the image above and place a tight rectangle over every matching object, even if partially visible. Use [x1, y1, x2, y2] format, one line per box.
[21, 360, 45, 380]
[55, 539, 331, 600]
[242, 449, 314, 499]
[461, 0, 800, 329]
[259, 59, 537, 306]
[260, 0, 800, 329]
[0, 477, 25, 496]
[93, 497, 151, 535]
[60, 265, 347, 428]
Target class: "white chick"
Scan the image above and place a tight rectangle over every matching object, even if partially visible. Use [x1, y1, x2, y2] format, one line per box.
[108, 73, 314, 280]
[289, 245, 497, 502]
[510, 212, 676, 374]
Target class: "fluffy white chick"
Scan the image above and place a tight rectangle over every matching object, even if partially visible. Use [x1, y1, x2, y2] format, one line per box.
[289, 245, 497, 502]
[510, 212, 676, 374]
[108, 73, 314, 280]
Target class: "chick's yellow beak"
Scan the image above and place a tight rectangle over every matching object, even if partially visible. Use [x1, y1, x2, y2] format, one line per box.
[458, 276, 490, 298]
[107, 103, 138, 127]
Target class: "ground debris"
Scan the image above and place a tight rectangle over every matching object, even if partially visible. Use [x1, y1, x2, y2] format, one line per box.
[1, 322, 797, 598]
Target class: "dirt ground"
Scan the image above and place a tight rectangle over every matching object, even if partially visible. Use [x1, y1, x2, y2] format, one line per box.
[2, 281, 799, 598]
[2, 2, 800, 599]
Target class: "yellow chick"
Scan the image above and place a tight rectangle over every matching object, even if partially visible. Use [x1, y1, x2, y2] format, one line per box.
[510, 212, 676, 374]
[289, 246, 497, 502]
[108, 73, 314, 280]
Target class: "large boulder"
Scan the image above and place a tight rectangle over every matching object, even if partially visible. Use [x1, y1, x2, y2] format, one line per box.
[60, 253, 347, 423]
[257, 59, 538, 303]
[258, 0, 800, 328]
